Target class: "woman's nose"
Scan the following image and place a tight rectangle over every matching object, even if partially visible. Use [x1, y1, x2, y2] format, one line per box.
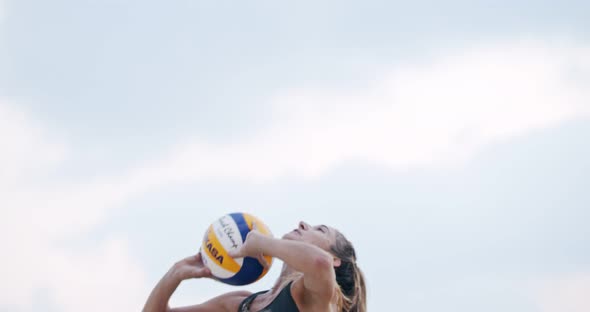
[299, 221, 310, 230]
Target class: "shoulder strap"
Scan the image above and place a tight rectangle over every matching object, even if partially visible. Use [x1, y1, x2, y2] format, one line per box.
[238, 291, 267, 312]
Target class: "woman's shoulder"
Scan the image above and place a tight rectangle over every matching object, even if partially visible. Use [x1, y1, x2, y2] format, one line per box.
[290, 276, 340, 311]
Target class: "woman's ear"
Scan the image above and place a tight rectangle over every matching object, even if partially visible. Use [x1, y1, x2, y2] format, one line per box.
[333, 257, 342, 268]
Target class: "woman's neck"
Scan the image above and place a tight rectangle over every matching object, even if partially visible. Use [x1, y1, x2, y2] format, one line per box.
[271, 264, 300, 294]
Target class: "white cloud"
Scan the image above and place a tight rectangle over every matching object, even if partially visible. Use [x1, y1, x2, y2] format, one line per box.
[25, 39, 585, 220]
[0, 100, 148, 312]
[533, 272, 590, 312]
[46, 239, 148, 312]
[0, 235, 147, 312]
[19, 37, 581, 246]
[134, 38, 590, 184]
[0, 102, 67, 185]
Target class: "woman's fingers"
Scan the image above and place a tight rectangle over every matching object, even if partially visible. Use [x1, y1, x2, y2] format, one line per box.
[257, 253, 270, 270]
[227, 247, 243, 258]
[229, 251, 269, 270]
[189, 267, 212, 278]
[182, 253, 202, 265]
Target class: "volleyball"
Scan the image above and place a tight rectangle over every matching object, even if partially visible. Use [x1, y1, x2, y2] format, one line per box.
[200, 212, 273, 285]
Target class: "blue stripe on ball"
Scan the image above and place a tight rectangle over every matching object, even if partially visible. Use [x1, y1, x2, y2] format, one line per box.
[229, 212, 250, 242]
[218, 256, 265, 285]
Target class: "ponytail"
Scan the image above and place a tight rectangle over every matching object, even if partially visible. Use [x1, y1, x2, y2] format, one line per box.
[331, 232, 367, 312]
[351, 264, 366, 312]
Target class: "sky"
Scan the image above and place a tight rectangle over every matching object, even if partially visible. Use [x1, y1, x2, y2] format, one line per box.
[1, 0, 589, 311]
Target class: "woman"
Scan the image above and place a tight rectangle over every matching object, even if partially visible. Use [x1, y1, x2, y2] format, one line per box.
[143, 221, 366, 312]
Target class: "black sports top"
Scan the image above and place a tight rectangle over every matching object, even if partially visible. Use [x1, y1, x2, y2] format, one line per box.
[238, 281, 299, 312]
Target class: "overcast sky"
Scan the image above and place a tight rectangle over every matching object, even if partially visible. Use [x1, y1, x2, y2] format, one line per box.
[1, 1, 589, 311]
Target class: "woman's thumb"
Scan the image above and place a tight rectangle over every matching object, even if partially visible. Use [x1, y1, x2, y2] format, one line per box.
[227, 248, 242, 258]
[190, 267, 211, 278]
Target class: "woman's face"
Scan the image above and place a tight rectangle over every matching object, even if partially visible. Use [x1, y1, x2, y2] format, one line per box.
[283, 221, 338, 252]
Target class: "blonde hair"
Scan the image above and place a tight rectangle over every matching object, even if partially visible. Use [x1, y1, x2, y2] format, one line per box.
[331, 231, 367, 312]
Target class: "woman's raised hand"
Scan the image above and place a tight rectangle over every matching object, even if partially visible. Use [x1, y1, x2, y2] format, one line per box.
[227, 222, 271, 269]
[169, 253, 212, 282]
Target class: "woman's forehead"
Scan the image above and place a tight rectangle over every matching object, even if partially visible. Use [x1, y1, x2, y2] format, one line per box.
[312, 224, 332, 231]
[316, 224, 339, 239]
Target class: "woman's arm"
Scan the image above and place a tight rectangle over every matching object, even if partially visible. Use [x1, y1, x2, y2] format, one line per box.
[265, 238, 338, 302]
[143, 268, 182, 312]
[229, 232, 337, 302]
[142, 253, 212, 312]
